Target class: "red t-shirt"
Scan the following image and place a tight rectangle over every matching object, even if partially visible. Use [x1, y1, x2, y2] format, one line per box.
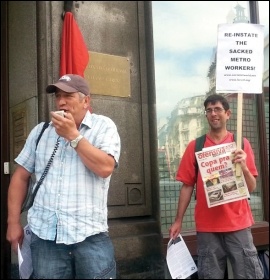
[175, 132, 258, 232]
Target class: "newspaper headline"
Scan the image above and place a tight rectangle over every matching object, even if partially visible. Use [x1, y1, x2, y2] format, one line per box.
[195, 142, 250, 208]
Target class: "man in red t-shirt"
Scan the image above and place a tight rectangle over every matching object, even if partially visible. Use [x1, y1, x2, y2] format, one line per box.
[169, 94, 263, 279]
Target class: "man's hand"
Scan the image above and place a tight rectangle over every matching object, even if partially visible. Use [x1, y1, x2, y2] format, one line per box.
[169, 220, 182, 240]
[232, 149, 248, 171]
[51, 111, 79, 140]
[6, 223, 24, 253]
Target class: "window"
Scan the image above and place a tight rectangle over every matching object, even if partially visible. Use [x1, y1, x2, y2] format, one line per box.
[153, 1, 269, 237]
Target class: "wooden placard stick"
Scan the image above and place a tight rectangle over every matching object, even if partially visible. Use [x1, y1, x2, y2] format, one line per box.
[236, 93, 243, 177]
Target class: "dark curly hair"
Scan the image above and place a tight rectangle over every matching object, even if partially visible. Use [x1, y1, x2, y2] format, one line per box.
[204, 94, 230, 111]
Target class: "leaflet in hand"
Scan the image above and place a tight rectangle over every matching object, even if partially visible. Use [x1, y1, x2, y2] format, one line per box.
[166, 234, 197, 279]
[18, 224, 33, 279]
[195, 141, 250, 208]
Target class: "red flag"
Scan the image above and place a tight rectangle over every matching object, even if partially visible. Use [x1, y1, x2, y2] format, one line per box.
[60, 12, 89, 77]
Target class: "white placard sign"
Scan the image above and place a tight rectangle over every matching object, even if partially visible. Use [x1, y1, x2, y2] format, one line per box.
[216, 23, 264, 94]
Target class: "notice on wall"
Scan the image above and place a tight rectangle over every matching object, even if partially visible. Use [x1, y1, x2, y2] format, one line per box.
[216, 23, 264, 94]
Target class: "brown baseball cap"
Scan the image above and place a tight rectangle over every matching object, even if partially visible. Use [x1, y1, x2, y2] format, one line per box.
[46, 74, 90, 96]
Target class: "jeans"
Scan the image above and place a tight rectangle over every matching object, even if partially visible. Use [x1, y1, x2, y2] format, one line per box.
[30, 232, 116, 279]
[197, 228, 264, 279]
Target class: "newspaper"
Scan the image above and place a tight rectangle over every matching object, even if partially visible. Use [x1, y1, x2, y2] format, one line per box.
[166, 234, 197, 279]
[195, 142, 250, 208]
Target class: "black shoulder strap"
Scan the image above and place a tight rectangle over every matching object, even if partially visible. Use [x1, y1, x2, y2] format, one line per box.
[195, 134, 206, 153]
[194, 134, 206, 200]
[195, 134, 206, 177]
[233, 133, 237, 143]
[35, 122, 49, 150]
[232, 133, 244, 149]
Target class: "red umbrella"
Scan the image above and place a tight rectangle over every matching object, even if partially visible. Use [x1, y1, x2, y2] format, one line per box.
[60, 12, 89, 77]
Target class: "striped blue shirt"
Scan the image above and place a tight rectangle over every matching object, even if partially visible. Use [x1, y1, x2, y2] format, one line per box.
[15, 111, 121, 245]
